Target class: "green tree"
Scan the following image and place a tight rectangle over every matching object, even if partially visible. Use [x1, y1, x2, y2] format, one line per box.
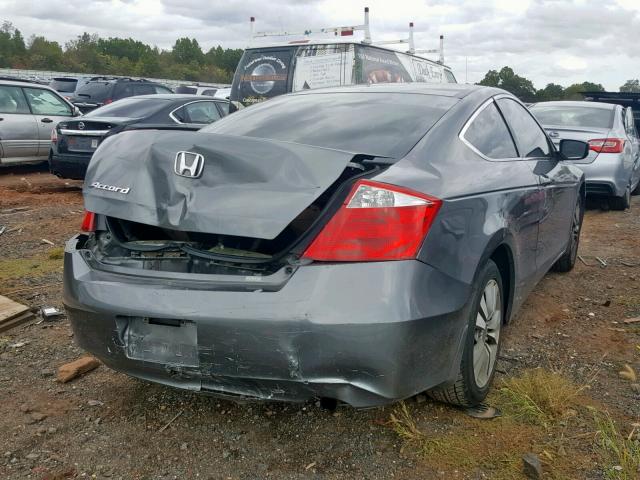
[536, 83, 565, 101]
[478, 66, 537, 102]
[563, 82, 605, 100]
[172, 38, 204, 65]
[27, 36, 64, 69]
[0, 20, 243, 83]
[620, 79, 640, 93]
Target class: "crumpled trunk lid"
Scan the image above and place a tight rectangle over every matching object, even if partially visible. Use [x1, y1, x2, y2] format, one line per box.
[83, 130, 356, 240]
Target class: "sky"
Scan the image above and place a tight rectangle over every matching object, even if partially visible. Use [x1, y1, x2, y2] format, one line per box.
[1, 0, 639, 91]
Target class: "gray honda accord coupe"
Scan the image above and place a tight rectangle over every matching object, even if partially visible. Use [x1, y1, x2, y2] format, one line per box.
[63, 84, 587, 408]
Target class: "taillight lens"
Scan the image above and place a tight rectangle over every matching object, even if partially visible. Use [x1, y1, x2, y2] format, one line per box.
[103, 98, 113, 105]
[50, 128, 57, 143]
[81, 211, 96, 232]
[588, 138, 624, 154]
[302, 180, 442, 262]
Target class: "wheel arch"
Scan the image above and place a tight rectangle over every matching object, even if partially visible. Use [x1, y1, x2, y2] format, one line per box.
[476, 231, 516, 325]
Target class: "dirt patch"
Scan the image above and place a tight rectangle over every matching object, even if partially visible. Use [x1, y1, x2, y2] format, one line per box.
[0, 165, 639, 479]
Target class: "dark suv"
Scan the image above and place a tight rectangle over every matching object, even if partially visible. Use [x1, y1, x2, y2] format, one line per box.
[69, 77, 173, 113]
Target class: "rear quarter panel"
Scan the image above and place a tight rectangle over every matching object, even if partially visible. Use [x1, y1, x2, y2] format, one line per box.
[373, 90, 557, 317]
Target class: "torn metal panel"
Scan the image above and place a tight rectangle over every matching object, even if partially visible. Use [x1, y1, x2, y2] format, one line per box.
[83, 130, 356, 240]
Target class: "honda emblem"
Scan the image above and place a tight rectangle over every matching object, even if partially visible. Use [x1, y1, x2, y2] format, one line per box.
[174, 151, 204, 178]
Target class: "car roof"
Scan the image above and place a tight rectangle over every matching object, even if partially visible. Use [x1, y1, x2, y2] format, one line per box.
[291, 82, 488, 99]
[0, 78, 49, 87]
[532, 100, 617, 110]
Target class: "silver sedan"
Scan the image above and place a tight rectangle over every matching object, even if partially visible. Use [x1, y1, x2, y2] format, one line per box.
[531, 100, 640, 210]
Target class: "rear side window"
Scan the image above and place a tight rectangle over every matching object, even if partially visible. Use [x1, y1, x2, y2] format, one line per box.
[463, 102, 517, 159]
[216, 101, 229, 116]
[49, 79, 77, 93]
[133, 84, 156, 96]
[0, 85, 30, 114]
[182, 101, 221, 124]
[203, 92, 456, 159]
[497, 98, 550, 158]
[153, 85, 172, 94]
[23, 88, 72, 116]
[75, 82, 111, 102]
[202, 89, 217, 96]
[445, 71, 457, 83]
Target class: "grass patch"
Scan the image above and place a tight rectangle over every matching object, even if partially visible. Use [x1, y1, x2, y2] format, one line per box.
[387, 401, 542, 479]
[0, 254, 63, 281]
[498, 369, 585, 429]
[48, 247, 64, 260]
[593, 410, 640, 480]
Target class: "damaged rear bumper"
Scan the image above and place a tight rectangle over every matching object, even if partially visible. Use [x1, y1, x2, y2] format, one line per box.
[63, 235, 471, 407]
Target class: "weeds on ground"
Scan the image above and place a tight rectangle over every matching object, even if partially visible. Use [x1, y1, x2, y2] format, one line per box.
[498, 369, 586, 429]
[0, 254, 62, 281]
[48, 247, 64, 260]
[592, 409, 640, 480]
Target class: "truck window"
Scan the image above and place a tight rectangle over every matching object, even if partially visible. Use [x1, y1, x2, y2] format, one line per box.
[292, 44, 355, 91]
[230, 48, 293, 109]
[354, 45, 413, 84]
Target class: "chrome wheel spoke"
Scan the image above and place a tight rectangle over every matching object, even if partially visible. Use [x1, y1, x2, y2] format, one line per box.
[472, 278, 502, 388]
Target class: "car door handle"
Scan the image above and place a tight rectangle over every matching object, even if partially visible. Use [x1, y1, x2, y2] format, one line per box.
[41, 118, 53, 123]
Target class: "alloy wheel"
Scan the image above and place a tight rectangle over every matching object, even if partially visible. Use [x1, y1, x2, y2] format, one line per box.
[473, 279, 502, 388]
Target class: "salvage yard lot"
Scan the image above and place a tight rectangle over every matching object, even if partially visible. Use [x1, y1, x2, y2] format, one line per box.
[0, 165, 639, 479]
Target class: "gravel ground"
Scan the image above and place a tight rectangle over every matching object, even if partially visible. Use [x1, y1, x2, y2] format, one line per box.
[0, 164, 639, 479]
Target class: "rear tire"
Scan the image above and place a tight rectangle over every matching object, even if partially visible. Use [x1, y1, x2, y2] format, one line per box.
[553, 195, 584, 273]
[610, 186, 631, 210]
[429, 260, 503, 407]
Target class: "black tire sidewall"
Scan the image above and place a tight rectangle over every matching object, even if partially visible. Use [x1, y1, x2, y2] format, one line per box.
[459, 259, 504, 404]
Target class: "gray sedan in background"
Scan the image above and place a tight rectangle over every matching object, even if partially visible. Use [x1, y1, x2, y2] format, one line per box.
[530, 101, 640, 209]
[0, 78, 79, 166]
[63, 84, 587, 408]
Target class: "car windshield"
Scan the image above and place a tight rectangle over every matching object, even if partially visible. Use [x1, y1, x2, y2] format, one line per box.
[202, 92, 456, 158]
[50, 79, 77, 93]
[531, 105, 614, 129]
[84, 97, 168, 118]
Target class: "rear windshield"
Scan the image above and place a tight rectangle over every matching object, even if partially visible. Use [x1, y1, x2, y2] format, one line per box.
[230, 48, 293, 107]
[530, 105, 614, 129]
[50, 79, 77, 93]
[175, 86, 197, 94]
[202, 92, 456, 158]
[75, 82, 111, 101]
[84, 97, 168, 118]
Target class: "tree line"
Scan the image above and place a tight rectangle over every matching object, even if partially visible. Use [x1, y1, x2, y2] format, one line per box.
[0, 21, 243, 83]
[478, 66, 640, 102]
[2, 20, 638, 96]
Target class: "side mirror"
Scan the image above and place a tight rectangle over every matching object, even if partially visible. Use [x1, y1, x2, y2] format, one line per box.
[559, 139, 589, 161]
[73, 106, 82, 117]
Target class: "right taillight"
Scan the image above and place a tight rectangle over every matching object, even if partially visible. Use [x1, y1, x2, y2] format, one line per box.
[302, 180, 442, 262]
[588, 138, 624, 154]
[81, 211, 96, 232]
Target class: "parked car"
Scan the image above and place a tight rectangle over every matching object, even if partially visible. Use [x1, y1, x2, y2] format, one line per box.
[69, 77, 173, 114]
[530, 101, 640, 209]
[48, 76, 92, 100]
[49, 94, 229, 180]
[64, 84, 587, 408]
[0, 78, 79, 166]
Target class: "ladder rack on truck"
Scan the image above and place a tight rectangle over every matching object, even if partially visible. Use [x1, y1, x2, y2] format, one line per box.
[248, 7, 445, 65]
